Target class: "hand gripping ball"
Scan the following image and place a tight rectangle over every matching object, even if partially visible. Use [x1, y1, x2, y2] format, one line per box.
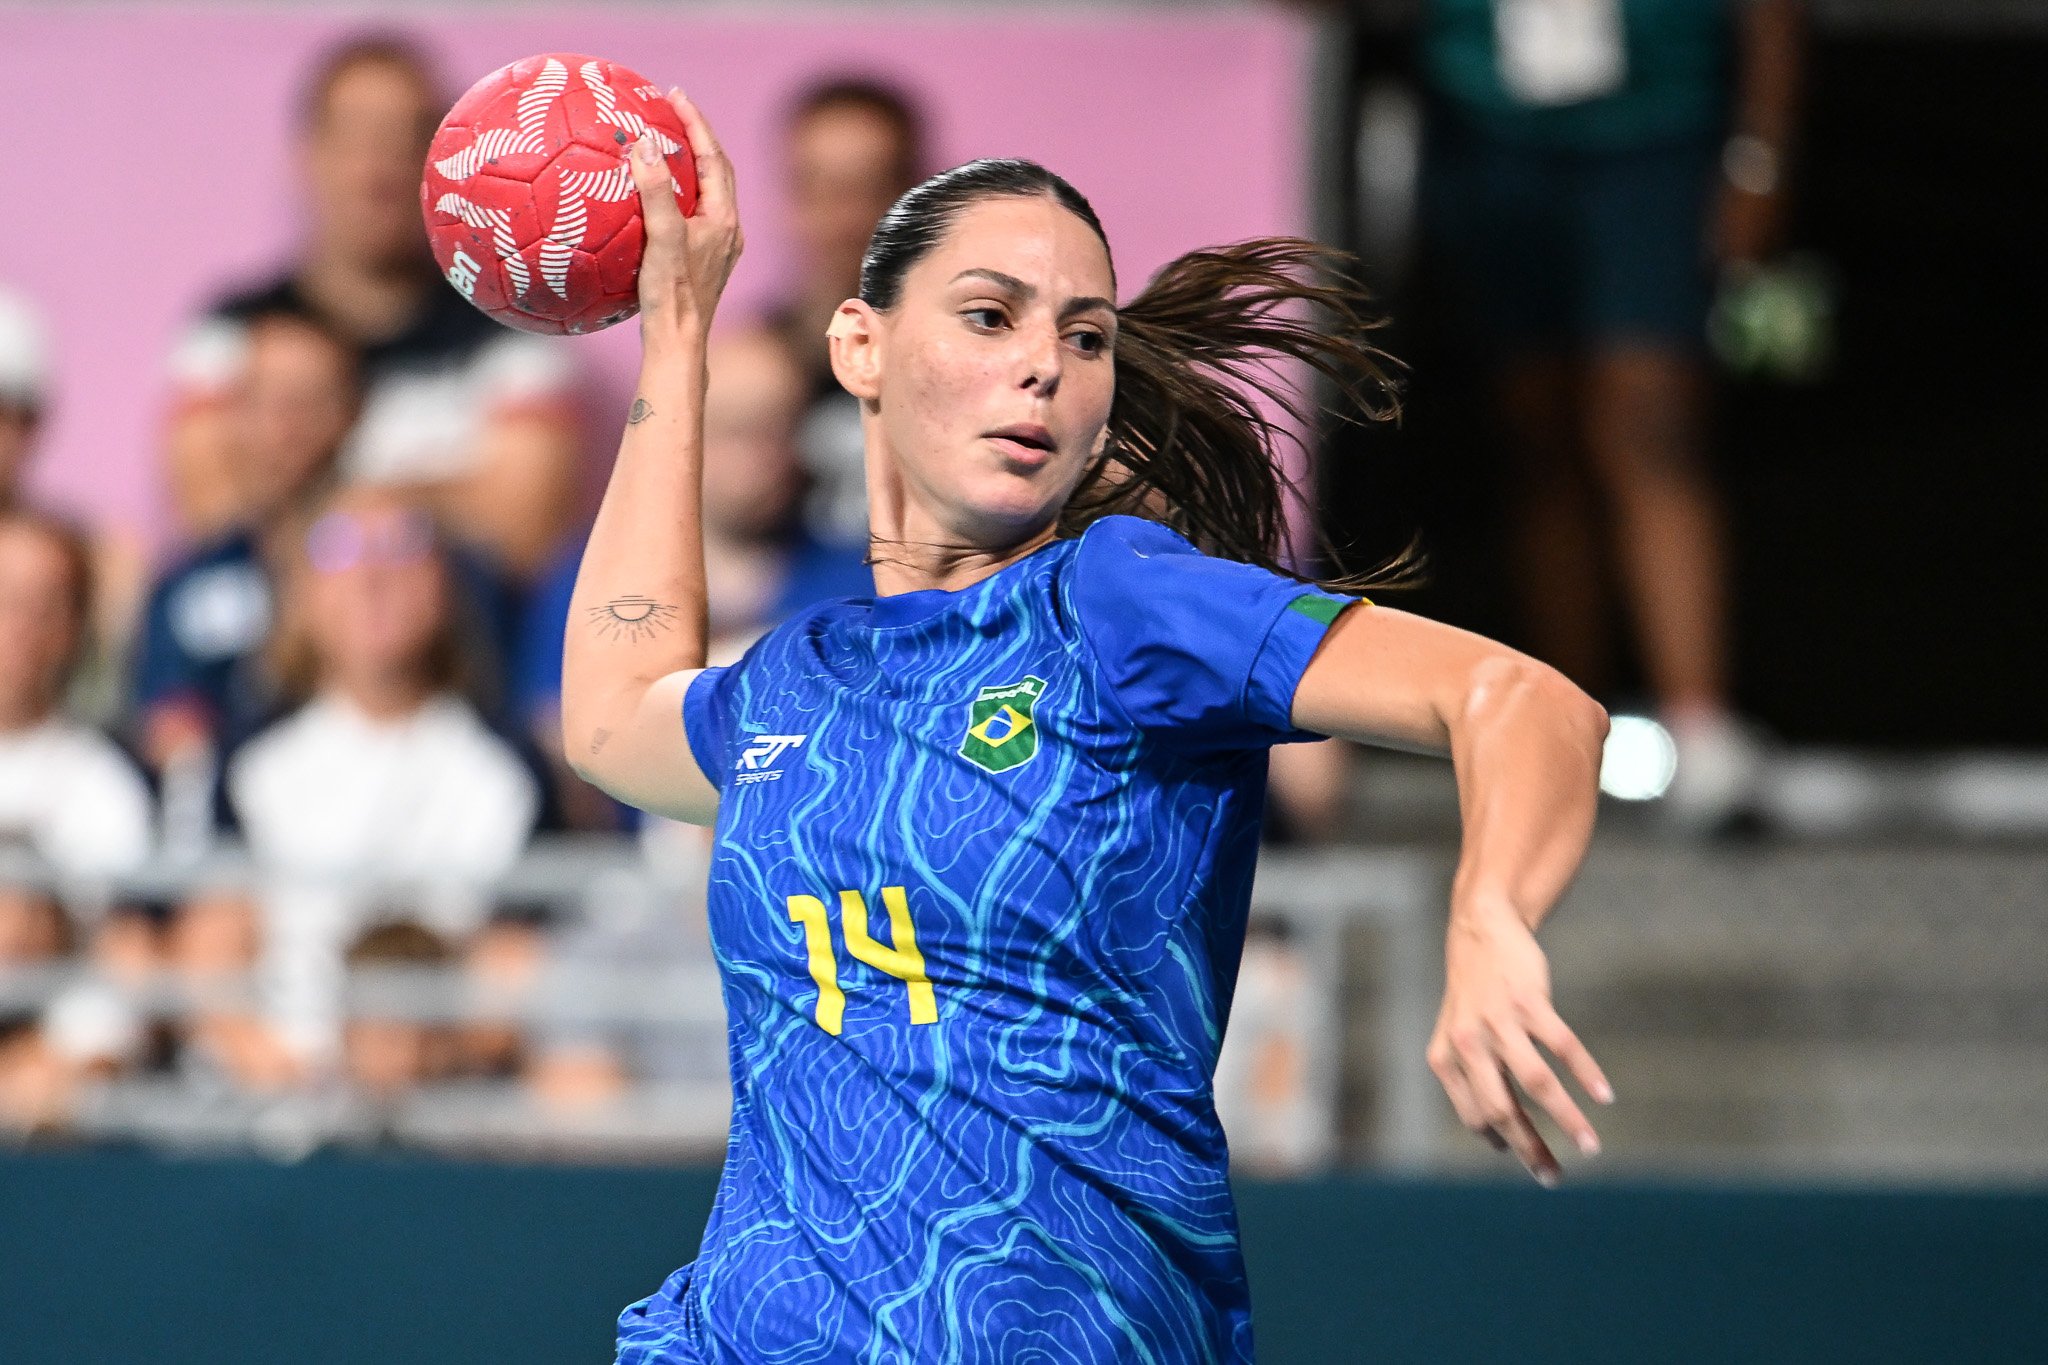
[421, 54, 698, 335]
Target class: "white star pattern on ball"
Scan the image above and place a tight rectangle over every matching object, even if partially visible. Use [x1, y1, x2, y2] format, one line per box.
[431, 57, 567, 183]
[425, 53, 688, 331]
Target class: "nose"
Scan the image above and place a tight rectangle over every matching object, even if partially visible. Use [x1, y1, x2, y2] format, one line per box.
[1018, 321, 1061, 399]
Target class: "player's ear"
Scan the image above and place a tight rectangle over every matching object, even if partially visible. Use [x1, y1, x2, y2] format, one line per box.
[826, 300, 883, 402]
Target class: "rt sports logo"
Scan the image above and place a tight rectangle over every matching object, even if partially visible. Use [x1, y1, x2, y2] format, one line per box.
[736, 734, 806, 785]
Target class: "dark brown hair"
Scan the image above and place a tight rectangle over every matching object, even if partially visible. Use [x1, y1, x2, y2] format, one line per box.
[787, 76, 925, 187]
[859, 159, 1405, 591]
[298, 33, 444, 133]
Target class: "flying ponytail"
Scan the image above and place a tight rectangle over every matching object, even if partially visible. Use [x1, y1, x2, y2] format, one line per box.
[1063, 235, 1404, 590]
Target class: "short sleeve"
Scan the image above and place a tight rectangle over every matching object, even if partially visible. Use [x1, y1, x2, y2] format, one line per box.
[680, 666, 739, 785]
[1068, 517, 1360, 751]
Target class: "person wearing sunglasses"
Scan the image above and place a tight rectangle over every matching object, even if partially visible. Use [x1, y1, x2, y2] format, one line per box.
[186, 487, 540, 1091]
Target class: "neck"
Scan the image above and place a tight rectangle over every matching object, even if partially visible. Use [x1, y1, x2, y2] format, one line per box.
[332, 670, 433, 722]
[297, 248, 429, 344]
[0, 693, 56, 734]
[863, 438, 1060, 597]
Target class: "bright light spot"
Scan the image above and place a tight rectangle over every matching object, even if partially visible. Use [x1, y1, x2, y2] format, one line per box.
[1600, 715, 1678, 801]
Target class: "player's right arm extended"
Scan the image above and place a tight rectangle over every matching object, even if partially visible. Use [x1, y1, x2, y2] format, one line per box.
[560, 93, 742, 826]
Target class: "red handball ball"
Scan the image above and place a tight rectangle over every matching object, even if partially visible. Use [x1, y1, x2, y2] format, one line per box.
[421, 54, 697, 335]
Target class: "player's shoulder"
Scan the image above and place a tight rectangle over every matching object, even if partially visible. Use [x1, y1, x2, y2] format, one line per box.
[716, 595, 870, 678]
[1061, 514, 1234, 618]
[1072, 513, 1203, 563]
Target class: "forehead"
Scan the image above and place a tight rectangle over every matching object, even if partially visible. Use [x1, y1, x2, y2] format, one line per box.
[244, 319, 350, 373]
[913, 195, 1115, 302]
[316, 58, 434, 128]
[790, 103, 907, 165]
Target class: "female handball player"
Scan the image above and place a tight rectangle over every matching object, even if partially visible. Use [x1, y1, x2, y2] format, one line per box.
[564, 91, 1614, 1365]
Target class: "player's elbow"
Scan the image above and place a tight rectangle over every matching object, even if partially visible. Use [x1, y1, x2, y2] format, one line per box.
[559, 687, 633, 791]
[1461, 654, 1608, 753]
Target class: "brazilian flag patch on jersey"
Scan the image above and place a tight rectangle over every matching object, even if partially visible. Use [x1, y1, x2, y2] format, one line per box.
[960, 676, 1046, 774]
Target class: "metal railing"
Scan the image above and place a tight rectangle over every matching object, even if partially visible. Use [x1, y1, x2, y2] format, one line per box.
[1, 840, 1446, 1166]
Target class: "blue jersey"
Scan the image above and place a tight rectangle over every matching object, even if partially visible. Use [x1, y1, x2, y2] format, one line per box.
[617, 515, 1357, 1365]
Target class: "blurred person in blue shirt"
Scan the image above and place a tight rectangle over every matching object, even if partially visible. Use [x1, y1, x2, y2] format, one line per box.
[135, 303, 519, 816]
[135, 305, 363, 779]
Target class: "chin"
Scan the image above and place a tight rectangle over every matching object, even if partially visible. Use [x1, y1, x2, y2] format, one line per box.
[953, 466, 1069, 527]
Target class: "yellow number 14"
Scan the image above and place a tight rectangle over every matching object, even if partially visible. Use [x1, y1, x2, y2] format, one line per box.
[785, 886, 938, 1035]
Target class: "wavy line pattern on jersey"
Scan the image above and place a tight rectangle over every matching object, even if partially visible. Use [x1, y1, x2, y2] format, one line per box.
[622, 530, 1266, 1365]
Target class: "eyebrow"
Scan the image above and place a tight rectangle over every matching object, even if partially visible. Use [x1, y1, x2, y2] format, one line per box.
[951, 268, 1116, 321]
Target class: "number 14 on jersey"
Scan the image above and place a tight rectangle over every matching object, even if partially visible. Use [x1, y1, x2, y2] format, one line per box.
[786, 887, 938, 1035]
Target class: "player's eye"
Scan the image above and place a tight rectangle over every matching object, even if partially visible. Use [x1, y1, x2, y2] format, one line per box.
[1067, 328, 1108, 356]
[962, 307, 1008, 331]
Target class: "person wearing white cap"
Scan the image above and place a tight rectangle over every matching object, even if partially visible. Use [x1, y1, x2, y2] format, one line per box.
[0, 285, 49, 511]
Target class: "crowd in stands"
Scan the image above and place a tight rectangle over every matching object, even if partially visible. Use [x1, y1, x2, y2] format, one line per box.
[0, 37, 928, 1137]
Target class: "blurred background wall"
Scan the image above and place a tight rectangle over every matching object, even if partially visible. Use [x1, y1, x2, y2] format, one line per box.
[3, 5, 1309, 544]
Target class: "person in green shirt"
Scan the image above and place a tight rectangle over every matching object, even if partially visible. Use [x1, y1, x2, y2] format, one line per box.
[1416, 0, 1803, 826]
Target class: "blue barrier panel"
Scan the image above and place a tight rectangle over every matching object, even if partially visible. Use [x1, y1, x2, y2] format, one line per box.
[2, 1150, 2043, 1363]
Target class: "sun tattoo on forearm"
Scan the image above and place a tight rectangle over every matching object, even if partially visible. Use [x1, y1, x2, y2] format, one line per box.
[628, 397, 653, 425]
[589, 594, 679, 643]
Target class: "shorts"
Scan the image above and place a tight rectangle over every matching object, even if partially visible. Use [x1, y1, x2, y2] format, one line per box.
[1419, 112, 1718, 352]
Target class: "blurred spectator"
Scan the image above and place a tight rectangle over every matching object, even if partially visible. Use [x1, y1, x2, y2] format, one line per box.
[341, 921, 456, 1105]
[134, 304, 361, 788]
[135, 303, 522, 844]
[0, 510, 156, 1130]
[164, 34, 582, 580]
[211, 486, 540, 1080]
[755, 76, 927, 581]
[1, 285, 149, 715]
[1414, 0, 1802, 825]
[0, 512, 154, 888]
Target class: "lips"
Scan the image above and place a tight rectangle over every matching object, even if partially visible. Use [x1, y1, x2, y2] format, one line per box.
[985, 423, 1054, 453]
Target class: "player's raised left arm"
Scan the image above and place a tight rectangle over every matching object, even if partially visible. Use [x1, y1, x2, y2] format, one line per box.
[1290, 604, 1614, 1185]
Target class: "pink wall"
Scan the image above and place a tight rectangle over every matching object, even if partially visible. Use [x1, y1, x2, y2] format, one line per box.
[3, 3, 1310, 551]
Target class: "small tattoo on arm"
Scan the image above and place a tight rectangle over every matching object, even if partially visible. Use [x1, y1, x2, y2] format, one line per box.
[589, 595, 680, 643]
[589, 728, 612, 756]
[628, 397, 654, 425]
